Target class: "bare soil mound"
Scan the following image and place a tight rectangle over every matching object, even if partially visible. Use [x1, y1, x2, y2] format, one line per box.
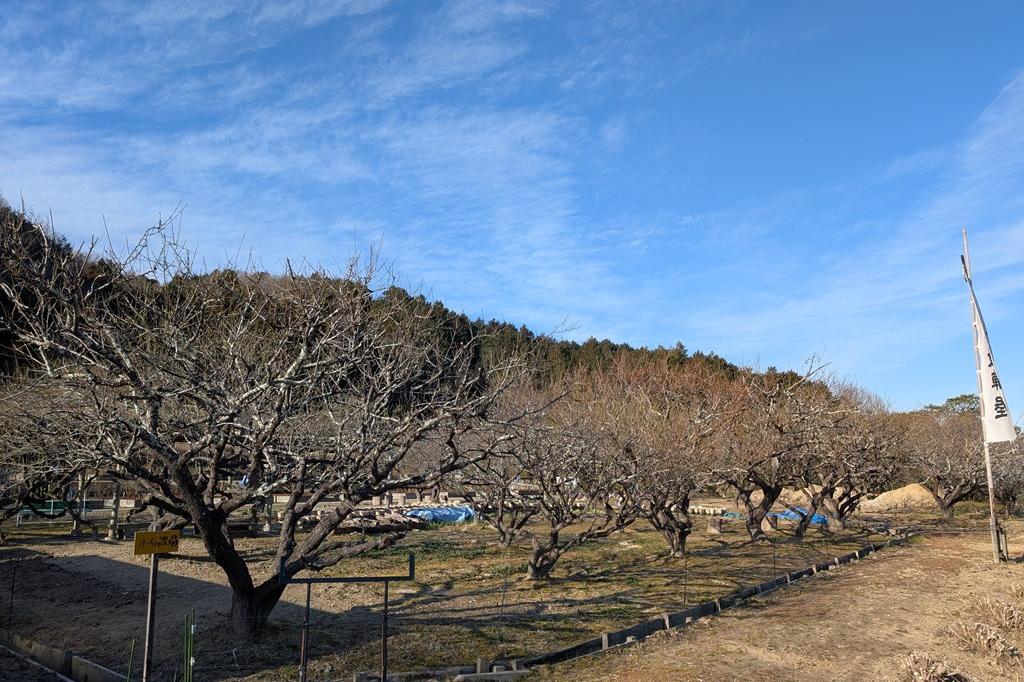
[860, 483, 938, 513]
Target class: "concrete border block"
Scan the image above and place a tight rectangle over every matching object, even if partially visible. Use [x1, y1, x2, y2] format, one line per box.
[666, 602, 712, 628]
[603, 617, 666, 648]
[756, 576, 787, 594]
[13, 634, 72, 676]
[789, 567, 813, 581]
[354, 666, 475, 681]
[718, 593, 739, 609]
[523, 637, 603, 667]
[453, 671, 530, 681]
[70, 656, 127, 682]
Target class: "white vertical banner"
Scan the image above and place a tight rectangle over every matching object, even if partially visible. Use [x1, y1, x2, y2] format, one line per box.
[963, 230, 1017, 444]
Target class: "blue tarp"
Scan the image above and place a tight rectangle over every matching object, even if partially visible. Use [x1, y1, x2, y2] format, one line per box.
[772, 506, 829, 525]
[403, 505, 476, 524]
[719, 508, 828, 525]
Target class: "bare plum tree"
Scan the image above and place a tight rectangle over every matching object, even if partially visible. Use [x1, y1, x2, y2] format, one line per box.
[593, 356, 735, 557]
[516, 380, 641, 580]
[459, 448, 538, 547]
[0, 377, 95, 543]
[716, 367, 822, 541]
[785, 383, 905, 538]
[991, 442, 1024, 517]
[900, 407, 985, 521]
[0, 216, 526, 638]
[816, 389, 906, 530]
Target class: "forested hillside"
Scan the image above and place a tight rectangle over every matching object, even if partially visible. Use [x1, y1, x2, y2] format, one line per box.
[0, 200, 739, 385]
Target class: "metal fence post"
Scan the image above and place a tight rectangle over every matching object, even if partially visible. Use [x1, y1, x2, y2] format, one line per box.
[299, 582, 311, 682]
[381, 580, 389, 682]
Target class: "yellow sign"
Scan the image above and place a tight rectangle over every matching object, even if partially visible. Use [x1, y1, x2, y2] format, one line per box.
[133, 530, 180, 555]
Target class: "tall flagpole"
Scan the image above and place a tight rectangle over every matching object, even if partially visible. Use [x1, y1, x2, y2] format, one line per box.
[962, 228, 1013, 563]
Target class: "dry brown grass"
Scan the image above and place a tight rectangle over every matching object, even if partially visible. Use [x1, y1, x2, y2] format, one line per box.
[902, 653, 971, 682]
[979, 598, 1024, 630]
[949, 621, 1021, 666]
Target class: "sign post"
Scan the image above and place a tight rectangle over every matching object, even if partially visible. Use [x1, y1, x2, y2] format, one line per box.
[133, 530, 180, 682]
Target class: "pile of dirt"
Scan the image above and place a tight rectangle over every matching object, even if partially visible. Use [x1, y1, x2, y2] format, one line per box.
[777, 486, 837, 508]
[739, 488, 821, 510]
[778, 487, 811, 506]
[859, 483, 938, 513]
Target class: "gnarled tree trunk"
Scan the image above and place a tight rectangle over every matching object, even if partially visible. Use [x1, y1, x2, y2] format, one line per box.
[229, 581, 286, 640]
[735, 483, 783, 541]
[647, 506, 692, 558]
[925, 478, 978, 522]
[790, 487, 830, 540]
[527, 533, 564, 580]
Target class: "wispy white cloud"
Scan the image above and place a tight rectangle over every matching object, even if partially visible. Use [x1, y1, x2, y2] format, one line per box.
[879, 145, 950, 182]
[0, 0, 393, 112]
[682, 71, 1024, 407]
[0, 0, 630, 340]
[599, 114, 627, 151]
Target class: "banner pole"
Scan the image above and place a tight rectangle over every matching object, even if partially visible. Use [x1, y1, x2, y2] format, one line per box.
[983, 441, 1002, 563]
[963, 228, 1008, 565]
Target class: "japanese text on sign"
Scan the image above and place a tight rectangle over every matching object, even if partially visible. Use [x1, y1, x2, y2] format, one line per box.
[133, 530, 180, 555]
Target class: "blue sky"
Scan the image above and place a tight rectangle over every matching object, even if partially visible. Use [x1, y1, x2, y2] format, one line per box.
[2, 1, 1024, 414]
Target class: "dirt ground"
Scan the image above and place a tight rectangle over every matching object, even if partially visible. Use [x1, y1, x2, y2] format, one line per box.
[0, 501, 887, 681]
[534, 518, 1024, 682]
